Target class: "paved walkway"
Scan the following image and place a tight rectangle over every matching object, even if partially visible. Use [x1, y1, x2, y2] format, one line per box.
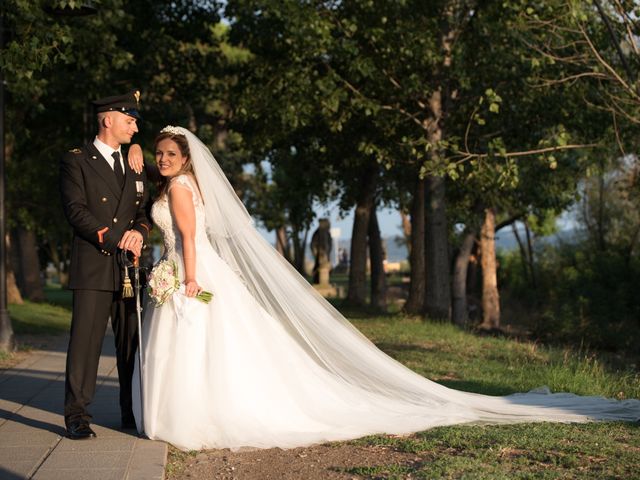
[0, 332, 167, 480]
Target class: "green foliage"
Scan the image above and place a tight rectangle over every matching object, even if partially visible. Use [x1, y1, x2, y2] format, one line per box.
[500, 242, 640, 351]
[1, 0, 239, 278]
[499, 154, 640, 352]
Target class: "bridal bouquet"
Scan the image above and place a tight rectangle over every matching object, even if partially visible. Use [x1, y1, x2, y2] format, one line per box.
[147, 259, 213, 306]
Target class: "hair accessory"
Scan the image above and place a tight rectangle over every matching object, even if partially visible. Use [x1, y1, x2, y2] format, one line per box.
[160, 125, 185, 136]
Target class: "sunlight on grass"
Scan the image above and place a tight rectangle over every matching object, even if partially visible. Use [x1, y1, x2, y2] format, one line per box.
[347, 422, 640, 479]
[5, 286, 72, 336]
[8, 301, 71, 335]
[350, 316, 640, 400]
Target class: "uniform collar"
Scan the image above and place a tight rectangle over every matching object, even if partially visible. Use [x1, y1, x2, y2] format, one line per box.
[93, 136, 122, 163]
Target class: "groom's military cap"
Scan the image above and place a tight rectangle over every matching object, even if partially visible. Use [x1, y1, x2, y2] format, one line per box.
[92, 90, 142, 120]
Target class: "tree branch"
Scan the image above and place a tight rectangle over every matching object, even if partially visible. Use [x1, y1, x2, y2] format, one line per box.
[495, 212, 525, 232]
[579, 23, 639, 100]
[452, 143, 599, 163]
[593, 0, 636, 89]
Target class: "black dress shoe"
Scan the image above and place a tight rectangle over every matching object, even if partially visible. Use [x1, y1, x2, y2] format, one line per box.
[66, 421, 96, 440]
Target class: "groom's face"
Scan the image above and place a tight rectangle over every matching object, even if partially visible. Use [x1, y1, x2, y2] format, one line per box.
[107, 112, 138, 145]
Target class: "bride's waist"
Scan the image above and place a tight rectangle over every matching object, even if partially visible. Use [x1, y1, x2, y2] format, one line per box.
[161, 239, 214, 258]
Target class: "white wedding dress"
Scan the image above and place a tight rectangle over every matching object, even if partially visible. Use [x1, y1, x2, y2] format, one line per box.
[132, 130, 639, 452]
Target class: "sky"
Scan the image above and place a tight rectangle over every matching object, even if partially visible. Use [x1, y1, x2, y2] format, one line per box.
[256, 203, 403, 246]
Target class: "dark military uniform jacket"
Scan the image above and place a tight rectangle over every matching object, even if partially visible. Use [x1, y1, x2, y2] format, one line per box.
[60, 142, 151, 291]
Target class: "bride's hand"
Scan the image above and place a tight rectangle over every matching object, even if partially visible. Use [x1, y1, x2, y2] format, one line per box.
[184, 279, 202, 298]
[128, 144, 144, 174]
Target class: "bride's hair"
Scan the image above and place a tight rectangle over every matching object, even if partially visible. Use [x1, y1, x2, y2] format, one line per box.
[154, 131, 199, 197]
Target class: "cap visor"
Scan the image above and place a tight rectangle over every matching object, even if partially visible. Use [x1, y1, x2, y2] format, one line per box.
[124, 109, 142, 120]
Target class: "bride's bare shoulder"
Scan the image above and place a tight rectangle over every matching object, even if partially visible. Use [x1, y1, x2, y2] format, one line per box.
[168, 174, 199, 193]
[169, 173, 195, 186]
[168, 174, 203, 204]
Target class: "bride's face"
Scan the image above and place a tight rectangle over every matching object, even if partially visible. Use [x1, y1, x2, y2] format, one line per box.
[155, 138, 188, 178]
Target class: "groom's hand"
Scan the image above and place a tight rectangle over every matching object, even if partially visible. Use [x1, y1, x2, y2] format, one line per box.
[119, 229, 143, 257]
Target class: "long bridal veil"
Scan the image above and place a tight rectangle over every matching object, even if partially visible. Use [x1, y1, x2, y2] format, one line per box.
[176, 125, 639, 432]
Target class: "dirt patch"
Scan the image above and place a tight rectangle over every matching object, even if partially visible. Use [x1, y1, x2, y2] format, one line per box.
[167, 442, 422, 480]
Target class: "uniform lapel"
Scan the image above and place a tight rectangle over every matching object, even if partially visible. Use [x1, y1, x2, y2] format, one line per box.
[112, 151, 138, 223]
[86, 143, 123, 198]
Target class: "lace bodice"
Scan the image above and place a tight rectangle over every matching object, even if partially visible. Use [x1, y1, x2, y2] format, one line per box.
[151, 174, 208, 262]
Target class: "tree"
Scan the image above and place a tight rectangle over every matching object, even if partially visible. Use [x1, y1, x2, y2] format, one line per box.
[521, 0, 640, 150]
[0, 0, 133, 351]
[440, 0, 612, 330]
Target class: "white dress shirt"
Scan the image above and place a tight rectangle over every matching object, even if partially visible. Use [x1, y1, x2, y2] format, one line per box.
[93, 137, 124, 173]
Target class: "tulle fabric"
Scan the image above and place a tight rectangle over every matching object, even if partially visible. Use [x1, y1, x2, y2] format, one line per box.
[132, 128, 640, 451]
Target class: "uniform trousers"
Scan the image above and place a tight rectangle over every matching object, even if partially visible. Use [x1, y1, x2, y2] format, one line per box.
[64, 289, 138, 426]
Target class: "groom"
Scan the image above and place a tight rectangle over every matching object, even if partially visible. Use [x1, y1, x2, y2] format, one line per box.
[60, 90, 151, 439]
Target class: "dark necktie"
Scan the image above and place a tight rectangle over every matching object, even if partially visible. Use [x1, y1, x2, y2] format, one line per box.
[112, 151, 125, 188]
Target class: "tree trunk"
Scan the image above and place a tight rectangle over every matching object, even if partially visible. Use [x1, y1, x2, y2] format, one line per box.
[292, 227, 309, 276]
[368, 207, 387, 311]
[0, 309, 13, 352]
[347, 167, 376, 306]
[1, 235, 19, 351]
[466, 240, 480, 321]
[418, 0, 468, 320]
[15, 228, 45, 301]
[479, 208, 500, 330]
[524, 221, 537, 289]
[5, 234, 23, 305]
[400, 209, 411, 257]
[47, 240, 70, 288]
[511, 222, 530, 284]
[403, 177, 425, 314]
[275, 226, 292, 262]
[452, 229, 476, 327]
[424, 174, 451, 320]
[596, 172, 606, 251]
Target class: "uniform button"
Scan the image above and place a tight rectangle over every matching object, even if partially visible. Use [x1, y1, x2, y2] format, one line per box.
[113, 218, 118, 223]
[101, 197, 107, 202]
[129, 220, 134, 225]
[135, 200, 140, 205]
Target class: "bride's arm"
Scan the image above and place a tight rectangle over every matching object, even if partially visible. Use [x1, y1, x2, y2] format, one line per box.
[127, 144, 161, 182]
[168, 183, 202, 297]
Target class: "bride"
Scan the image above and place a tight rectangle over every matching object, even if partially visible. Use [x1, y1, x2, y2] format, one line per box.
[131, 126, 639, 451]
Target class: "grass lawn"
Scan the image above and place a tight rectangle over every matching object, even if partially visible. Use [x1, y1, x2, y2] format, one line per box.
[0, 286, 72, 367]
[8, 286, 72, 335]
[344, 421, 639, 479]
[340, 315, 640, 479]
